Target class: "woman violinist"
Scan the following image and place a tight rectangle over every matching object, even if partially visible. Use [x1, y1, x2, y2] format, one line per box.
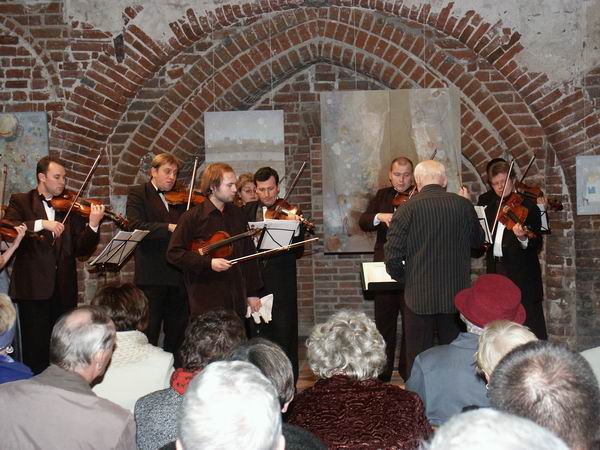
[484, 160, 547, 340]
[0, 221, 27, 269]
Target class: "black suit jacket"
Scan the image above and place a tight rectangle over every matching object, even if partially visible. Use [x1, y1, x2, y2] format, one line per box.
[126, 182, 185, 287]
[484, 194, 544, 305]
[4, 189, 99, 307]
[358, 186, 398, 262]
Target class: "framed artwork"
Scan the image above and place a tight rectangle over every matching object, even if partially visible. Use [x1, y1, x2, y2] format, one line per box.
[576, 155, 600, 215]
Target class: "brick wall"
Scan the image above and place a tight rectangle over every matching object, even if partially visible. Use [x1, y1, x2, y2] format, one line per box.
[1, 1, 598, 347]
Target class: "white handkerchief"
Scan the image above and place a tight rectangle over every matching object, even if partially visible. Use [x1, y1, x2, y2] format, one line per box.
[245, 294, 274, 324]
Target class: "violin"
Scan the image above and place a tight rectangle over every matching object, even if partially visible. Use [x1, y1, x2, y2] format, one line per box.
[497, 193, 536, 239]
[190, 228, 261, 257]
[50, 191, 129, 229]
[164, 189, 206, 206]
[265, 199, 315, 233]
[515, 181, 563, 211]
[392, 186, 417, 208]
[0, 219, 44, 241]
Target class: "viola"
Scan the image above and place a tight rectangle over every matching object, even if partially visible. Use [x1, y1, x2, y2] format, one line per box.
[164, 189, 206, 206]
[0, 219, 44, 241]
[191, 228, 261, 258]
[50, 191, 129, 229]
[497, 193, 536, 239]
[515, 181, 563, 211]
[264, 199, 315, 232]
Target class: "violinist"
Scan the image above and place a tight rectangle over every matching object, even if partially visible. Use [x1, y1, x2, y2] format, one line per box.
[3, 156, 103, 373]
[358, 156, 414, 381]
[167, 163, 262, 320]
[0, 223, 26, 270]
[243, 166, 305, 383]
[483, 160, 547, 339]
[126, 153, 188, 359]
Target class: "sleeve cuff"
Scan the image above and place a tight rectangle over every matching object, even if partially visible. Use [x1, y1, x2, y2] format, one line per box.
[373, 214, 381, 226]
[33, 219, 43, 232]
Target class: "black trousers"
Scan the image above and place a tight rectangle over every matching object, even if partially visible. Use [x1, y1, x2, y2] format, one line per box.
[404, 306, 460, 378]
[140, 284, 189, 366]
[374, 291, 407, 380]
[16, 290, 64, 374]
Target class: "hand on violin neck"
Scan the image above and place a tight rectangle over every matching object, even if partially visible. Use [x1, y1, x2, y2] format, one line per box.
[43, 220, 64, 238]
[168, 223, 177, 233]
[512, 223, 528, 240]
[88, 203, 105, 228]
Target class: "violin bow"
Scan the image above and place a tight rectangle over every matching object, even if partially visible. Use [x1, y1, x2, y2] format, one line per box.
[408, 148, 437, 197]
[281, 161, 307, 203]
[490, 158, 516, 238]
[186, 157, 199, 211]
[61, 153, 102, 226]
[519, 155, 536, 184]
[229, 237, 319, 265]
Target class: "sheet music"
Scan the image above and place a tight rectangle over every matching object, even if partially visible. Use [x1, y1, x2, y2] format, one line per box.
[90, 229, 149, 266]
[474, 205, 493, 245]
[248, 219, 299, 250]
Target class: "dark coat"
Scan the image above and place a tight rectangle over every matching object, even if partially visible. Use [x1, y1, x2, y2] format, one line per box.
[126, 182, 185, 287]
[358, 186, 397, 262]
[166, 199, 262, 318]
[4, 189, 99, 308]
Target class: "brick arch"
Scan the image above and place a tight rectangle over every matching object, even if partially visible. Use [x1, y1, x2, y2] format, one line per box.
[0, 17, 62, 100]
[111, 6, 544, 190]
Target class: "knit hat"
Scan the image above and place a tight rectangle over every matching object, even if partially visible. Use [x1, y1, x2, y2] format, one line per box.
[454, 274, 525, 328]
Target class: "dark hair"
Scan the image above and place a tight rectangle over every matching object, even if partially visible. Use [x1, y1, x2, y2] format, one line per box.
[489, 341, 600, 450]
[390, 157, 413, 171]
[254, 167, 279, 185]
[229, 337, 294, 406]
[485, 158, 507, 177]
[91, 282, 149, 332]
[488, 160, 515, 180]
[179, 309, 246, 371]
[36, 156, 64, 177]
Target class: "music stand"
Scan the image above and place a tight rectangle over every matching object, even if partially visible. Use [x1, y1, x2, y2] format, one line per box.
[248, 219, 298, 250]
[90, 229, 149, 271]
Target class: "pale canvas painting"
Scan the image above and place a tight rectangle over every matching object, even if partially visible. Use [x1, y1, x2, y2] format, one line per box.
[321, 88, 461, 253]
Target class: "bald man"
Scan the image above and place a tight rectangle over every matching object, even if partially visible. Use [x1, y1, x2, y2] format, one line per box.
[384, 160, 485, 375]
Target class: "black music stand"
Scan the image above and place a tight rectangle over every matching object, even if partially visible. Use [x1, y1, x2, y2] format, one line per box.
[90, 229, 149, 272]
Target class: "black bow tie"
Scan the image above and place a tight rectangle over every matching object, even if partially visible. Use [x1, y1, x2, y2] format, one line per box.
[156, 189, 166, 195]
[40, 195, 52, 206]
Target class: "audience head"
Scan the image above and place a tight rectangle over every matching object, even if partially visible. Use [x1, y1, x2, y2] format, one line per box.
[91, 282, 149, 332]
[421, 408, 569, 450]
[229, 337, 295, 411]
[475, 320, 537, 381]
[178, 360, 284, 450]
[454, 274, 525, 335]
[489, 340, 600, 450]
[413, 160, 447, 190]
[179, 309, 246, 372]
[307, 310, 386, 380]
[0, 294, 17, 354]
[49, 305, 116, 382]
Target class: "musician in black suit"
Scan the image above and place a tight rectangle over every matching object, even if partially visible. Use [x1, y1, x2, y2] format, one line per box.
[482, 160, 547, 339]
[4, 156, 103, 373]
[358, 156, 414, 381]
[243, 167, 305, 383]
[126, 153, 188, 358]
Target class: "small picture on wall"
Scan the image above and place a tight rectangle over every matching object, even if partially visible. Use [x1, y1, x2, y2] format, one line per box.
[576, 155, 600, 215]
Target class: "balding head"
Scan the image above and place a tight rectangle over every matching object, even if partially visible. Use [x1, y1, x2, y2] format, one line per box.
[49, 305, 116, 374]
[414, 160, 447, 190]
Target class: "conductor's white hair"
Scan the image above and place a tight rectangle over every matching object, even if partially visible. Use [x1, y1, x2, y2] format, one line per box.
[420, 409, 569, 450]
[307, 310, 386, 380]
[414, 160, 447, 188]
[178, 361, 282, 450]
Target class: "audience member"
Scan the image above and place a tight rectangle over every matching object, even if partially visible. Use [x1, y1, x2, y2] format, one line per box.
[0, 306, 135, 449]
[287, 310, 431, 449]
[0, 293, 32, 383]
[420, 408, 569, 450]
[135, 309, 246, 450]
[405, 273, 525, 425]
[91, 282, 174, 411]
[475, 319, 537, 381]
[178, 360, 284, 450]
[230, 338, 327, 450]
[489, 340, 600, 450]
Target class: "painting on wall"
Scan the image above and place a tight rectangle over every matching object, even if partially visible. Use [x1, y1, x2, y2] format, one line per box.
[204, 110, 286, 194]
[576, 155, 600, 215]
[321, 88, 461, 253]
[0, 112, 49, 204]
